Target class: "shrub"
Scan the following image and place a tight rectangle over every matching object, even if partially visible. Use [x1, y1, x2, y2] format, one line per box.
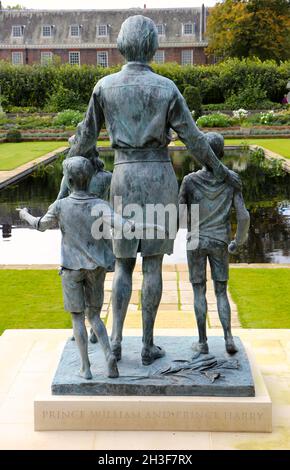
[0, 58, 289, 110]
[45, 84, 84, 112]
[183, 86, 202, 119]
[6, 129, 22, 142]
[53, 110, 85, 127]
[196, 113, 234, 128]
[5, 106, 39, 114]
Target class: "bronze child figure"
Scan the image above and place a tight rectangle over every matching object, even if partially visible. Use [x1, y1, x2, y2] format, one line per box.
[18, 156, 131, 380]
[179, 133, 250, 355]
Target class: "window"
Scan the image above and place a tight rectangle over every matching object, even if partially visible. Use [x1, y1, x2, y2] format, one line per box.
[70, 25, 80, 37]
[12, 25, 23, 37]
[41, 51, 53, 65]
[97, 51, 108, 67]
[69, 51, 80, 66]
[97, 24, 108, 37]
[181, 49, 193, 65]
[153, 50, 165, 64]
[183, 23, 194, 35]
[42, 25, 52, 37]
[12, 51, 23, 65]
[156, 24, 165, 36]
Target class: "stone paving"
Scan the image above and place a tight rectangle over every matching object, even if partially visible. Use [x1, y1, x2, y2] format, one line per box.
[104, 263, 241, 330]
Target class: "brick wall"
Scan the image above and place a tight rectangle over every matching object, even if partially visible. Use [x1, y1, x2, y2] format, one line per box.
[0, 46, 209, 66]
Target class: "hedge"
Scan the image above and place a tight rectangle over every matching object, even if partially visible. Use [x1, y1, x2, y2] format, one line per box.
[0, 58, 289, 110]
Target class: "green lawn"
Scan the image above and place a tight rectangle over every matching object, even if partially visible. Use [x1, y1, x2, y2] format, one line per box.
[0, 141, 68, 170]
[225, 138, 290, 159]
[174, 138, 290, 159]
[0, 270, 71, 335]
[229, 268, 290, 328]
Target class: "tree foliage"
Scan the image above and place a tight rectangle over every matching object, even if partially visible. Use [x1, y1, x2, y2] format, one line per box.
[207, 0, 290, 62]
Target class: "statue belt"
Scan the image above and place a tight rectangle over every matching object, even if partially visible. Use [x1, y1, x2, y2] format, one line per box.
[114, 148, 170, 165]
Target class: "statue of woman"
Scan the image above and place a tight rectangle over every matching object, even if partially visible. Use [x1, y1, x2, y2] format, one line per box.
[58, 15, 240, 366]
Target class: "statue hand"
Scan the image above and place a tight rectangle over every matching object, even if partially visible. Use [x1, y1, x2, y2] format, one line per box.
[16, 207, 29, 220]
[227, 170, 242, 190]
[228, 240, 238, 255]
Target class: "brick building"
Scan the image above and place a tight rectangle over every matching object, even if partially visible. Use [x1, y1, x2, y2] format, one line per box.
[0, 5, 210, 67]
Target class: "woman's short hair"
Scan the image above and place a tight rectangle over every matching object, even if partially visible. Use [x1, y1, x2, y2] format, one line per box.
[117, 15, 158, 63]
[63, 156, 94, 190]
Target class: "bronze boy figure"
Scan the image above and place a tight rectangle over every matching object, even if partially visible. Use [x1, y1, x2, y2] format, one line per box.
[18, 157, 129, 380]
[179, 133, 250, 355]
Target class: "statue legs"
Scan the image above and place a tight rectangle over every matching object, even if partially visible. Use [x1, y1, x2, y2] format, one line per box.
[191, 282, 209, 354]
[71, 312, 92, 380]
[111, 257, 136, 360]
[111, 254, 165, 365]
[141, 254, 165, 365]
[213, 280, 238, 354]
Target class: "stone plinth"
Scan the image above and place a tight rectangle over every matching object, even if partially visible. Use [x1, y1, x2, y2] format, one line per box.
[35, 349, 272, 432]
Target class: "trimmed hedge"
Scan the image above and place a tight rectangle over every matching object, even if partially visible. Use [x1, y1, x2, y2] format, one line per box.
[0, 58, 289, 110]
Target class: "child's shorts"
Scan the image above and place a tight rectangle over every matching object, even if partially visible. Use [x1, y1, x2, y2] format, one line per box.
[187, 240, 229, 284]
[60, 267, 106, 313]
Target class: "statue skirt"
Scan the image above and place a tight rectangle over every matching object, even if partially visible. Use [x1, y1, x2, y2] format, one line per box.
[110, 148, 178, 258]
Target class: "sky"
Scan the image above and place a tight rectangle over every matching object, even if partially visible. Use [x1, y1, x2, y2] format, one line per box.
[2, 1, 218, 10]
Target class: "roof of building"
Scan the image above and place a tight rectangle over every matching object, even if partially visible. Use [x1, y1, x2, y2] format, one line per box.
[0, 7, 208, 49]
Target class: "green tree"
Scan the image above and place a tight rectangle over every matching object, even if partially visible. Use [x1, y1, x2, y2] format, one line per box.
[207, 0, 290, 62]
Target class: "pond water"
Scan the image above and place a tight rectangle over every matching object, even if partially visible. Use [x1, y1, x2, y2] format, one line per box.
[1, 149, 290, 265]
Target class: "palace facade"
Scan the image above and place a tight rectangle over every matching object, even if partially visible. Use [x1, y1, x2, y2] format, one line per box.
[0, 5, 210, 67]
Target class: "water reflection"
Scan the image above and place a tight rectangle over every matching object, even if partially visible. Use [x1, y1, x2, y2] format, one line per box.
[1, 149, 290, 264]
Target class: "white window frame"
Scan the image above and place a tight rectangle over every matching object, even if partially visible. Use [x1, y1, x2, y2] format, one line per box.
[182, 23, 194, 36]
[42, 25, 53, 37]
[70, 24, 80, 37]
[12, 25, 23, 38]
[97, 24, 108, 37]
[156, 24, 165, 36]
[153, 50, 165, 64]
[181, 49, 193, 66]
[69, 51, 80, 66]
[12, 51, 23, 65]
[97, 51, 108, 68]
[41, 51, 53, 65]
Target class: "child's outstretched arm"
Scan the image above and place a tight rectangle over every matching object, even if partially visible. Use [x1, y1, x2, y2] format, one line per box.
[229, 191, 250, 254]
[18, 202, 59, 231]
[91, 202, 165, 237]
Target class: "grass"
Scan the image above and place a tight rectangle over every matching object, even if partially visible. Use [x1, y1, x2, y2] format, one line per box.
[174, 138, 290, 159]
[225, 138, 290, 159]
[0, 141, 68, 170]
[229, 268, 290, 328]
[0, 270, 71, 335]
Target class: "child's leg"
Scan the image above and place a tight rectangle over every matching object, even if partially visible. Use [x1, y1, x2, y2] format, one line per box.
[188, 249, 208, 354]
[213, 280, 238, 354]
[71, 312, 92, 380]
[85, 268, 119, 378]
[192, 282, 208, 354]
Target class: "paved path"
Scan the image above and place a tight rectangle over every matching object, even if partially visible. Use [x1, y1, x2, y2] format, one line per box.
[0, 146, 68, 189]
[105, 263, 241, 330]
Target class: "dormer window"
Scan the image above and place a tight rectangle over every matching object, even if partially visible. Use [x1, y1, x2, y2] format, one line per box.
[42, 25, 53, 37]
[12, 25, 24, 37]
[70, 25, 81, 37]
[183, 23, 194, 35]
[97, 24, 108, 37]
[156, 24, 165, 36]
